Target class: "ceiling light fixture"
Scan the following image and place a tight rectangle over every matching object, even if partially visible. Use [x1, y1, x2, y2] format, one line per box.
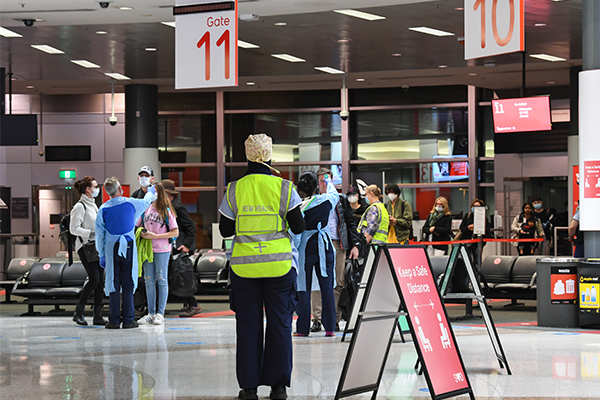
[315, 66, 345, 74]
[271, 54, 305, 62]
[392, 53, 402, 57]
[438, 65, 448, 68]
[26, 85, 35, 89]
[337, 39, 350, 43]
[546, 81, 556, 84]
[95, 30, 108, 34]
[409, 27, 454, 37]
[142, 13, 152, 17]
[238, 40, 260, 49]
[145, 47, 157, 52]
[119, 6, 133, 10]
[468, 72, 478, 76]
[161, 21, 176, 28]
[530, 53, 566, 62]
[246, 82, 256, 85]
[70, 60, 101, 68]
[454, 7, 465, 11]
[274, 22, 287, 26]
[0, 27, 22, 38]
[534, 23, 547, 27]
[105, 72, 131, 80]
[31, 45, 65, 54]
[356, 78, 365, 82]
[334, 9, 385, 21]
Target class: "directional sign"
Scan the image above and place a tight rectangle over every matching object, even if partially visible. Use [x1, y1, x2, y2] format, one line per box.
[465, 0, 524, 60]
[175, 1, 238, 89]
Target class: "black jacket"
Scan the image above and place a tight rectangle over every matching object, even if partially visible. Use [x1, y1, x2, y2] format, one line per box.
[171, 197, 197, 252]
[131, 187, 146, 199]
[423, 213, 452, 252]
[335, 194, 362, 252]
[459, 212, 490, 240]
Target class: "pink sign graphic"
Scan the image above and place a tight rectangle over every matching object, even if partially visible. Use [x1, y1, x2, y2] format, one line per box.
[43, 263, 51, 271]
[583, 161, 600, 199]
[388, 247, 469, 395]
[492, 96, 551, 133]
[20, 259, 27, 266]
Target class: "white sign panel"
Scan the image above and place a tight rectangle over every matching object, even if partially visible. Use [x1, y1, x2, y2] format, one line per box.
[176, 1, 238, 89]
[473, 206, 486, 235]
[465, 0, 524, 60]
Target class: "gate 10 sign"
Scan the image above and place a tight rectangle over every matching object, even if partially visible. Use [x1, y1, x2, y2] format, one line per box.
[175, 1, 238, 89]
[465, 0, 524, 60]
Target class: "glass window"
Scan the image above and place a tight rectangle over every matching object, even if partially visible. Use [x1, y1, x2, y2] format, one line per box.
[175, 191, 218, 250]
[353, 108, 468, 161]
[480, 105, 495, 157]
[225, 112, 341, 163]
[158, 115, 216, 163]
[164, 168, 218, 187]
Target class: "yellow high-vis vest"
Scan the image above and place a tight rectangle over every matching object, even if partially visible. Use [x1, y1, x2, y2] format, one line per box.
[226, 174, 293, 278]
[357, 202, 389, 244]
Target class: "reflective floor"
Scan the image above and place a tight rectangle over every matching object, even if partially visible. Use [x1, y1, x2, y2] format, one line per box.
[1, 297, 599, 399]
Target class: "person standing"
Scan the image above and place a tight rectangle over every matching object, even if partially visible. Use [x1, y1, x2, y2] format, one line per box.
[384, 183, 413, 244]
[219, 134, 305, 400]
[309, 168, 361, 333]
[511, 203, 545, 256]
[357, 185, 390, 245]
[568, 203, 584, 257]
[532, 196, 555, 254]
[71, 176, 106, 326]
[131, 166, 155, 198]
[136, 182, 179, 326]
[161, 179, 201, 318]
[294, 171, 338, 337]
[422, 197, 452, 256]
[347, 186, 367, 227]
[95, 177, 155, 329]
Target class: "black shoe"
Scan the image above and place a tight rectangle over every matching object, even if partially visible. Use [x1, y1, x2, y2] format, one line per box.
[238, 388, 258, 400]
[73, 313, 88, 326]
[123, 321, 139, 329]
[105, 322, 120, 329]
[93, 317, 108, 326]
[270, 384, 287, 400]
[335, 323, 340, 332]
[310, 320, 322, 332]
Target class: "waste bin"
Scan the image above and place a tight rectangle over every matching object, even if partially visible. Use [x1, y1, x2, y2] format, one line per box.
[578, 259, 600, 328]
[537, 257, 580, 328]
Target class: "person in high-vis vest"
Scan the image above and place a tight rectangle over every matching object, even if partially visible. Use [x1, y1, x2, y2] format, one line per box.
[219, 134, 305, 400]
[357, 184, 390, 245]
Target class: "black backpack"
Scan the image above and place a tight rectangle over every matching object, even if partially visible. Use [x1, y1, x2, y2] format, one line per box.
[168, 252, 197, 297]
[59, 202, 86, 266]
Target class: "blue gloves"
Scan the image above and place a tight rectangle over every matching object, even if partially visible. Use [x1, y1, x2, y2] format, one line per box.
[147, 184, 157, 195]
[99, 256, 106, 269]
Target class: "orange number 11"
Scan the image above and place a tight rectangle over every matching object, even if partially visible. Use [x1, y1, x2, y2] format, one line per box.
[197, 30, 231, 81]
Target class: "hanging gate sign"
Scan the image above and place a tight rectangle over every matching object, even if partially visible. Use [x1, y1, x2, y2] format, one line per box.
[175, 1, 238, 89]
[336, 245, 474, 400]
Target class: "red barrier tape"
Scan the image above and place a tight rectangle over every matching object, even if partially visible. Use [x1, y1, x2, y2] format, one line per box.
[409, 238, 544, 246]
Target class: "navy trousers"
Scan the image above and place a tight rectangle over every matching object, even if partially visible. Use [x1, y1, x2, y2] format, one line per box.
[108, 240, 135, 326]
[229, 268, 298, 389]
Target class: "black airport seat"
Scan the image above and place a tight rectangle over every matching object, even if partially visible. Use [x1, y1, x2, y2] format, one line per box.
[45, 262, 88, 298]
[0, 257, 39, 302]
[493, 256, 538, 292]
[429, 255, 449, 282]
[195, 251, 229, 284]
[480, 256, 517, 289]
[12, 259, 67, 298]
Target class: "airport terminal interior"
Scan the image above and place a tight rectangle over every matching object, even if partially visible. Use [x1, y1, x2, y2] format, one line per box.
[1, 0, 600, 399]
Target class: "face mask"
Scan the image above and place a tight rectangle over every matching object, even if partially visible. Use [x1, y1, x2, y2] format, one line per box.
[348, 195, 358, 204]
[92, 188, 100, 198]
[435, 206, 443, 213]
[387, 193, 397, 202]
[533, 203, 542, 210]
[139, 176, 151, 188]
[365, 197, 370, 205]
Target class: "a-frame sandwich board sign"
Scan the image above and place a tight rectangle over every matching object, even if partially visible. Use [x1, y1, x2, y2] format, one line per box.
[440, 243, 512, 375]
[336, 244, 475, 400]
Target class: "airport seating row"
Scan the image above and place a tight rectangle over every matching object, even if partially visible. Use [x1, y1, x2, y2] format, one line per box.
[479, 255, 538, 303]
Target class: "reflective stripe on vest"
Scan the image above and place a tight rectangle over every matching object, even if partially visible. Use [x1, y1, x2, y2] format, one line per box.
[226, 175, 293, 278]
[357, 202, 390, 244]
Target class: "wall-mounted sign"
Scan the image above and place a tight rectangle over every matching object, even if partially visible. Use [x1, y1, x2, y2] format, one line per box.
[550, 267, 577, 305]
[11, 197, 29, 219]
[59, 170, 76, 179]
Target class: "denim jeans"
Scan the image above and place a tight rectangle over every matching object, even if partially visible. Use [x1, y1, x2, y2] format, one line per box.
[143, 252, 170, 315]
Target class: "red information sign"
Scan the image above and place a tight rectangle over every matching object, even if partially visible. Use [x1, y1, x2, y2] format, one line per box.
[492, 96, 551, 133]
[583, 161, 600, 199]
[388, 247, 469, 396]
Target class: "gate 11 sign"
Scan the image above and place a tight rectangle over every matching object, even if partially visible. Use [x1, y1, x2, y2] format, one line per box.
[465, 0, 524, 60]
[175, 1, 238, 89]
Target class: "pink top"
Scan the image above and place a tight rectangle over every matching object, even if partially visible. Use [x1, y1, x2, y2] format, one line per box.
[138, 204, 178, 253]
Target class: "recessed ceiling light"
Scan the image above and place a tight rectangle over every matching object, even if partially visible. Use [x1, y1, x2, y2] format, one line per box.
[70, 60, 101, 68]
[274, 22, 287, 26]
[119, 6, 134, 11]
[315, 66, 345, 74]
[392, 53, 402, 57]
[534, 23, 547, 27]
[31, 45, 65, 54]
[161, 21, 176, 28]
[530, 53, 566, 62]
[246, 82, 256, 85]
[271, 54, 305, 62]
[26, 85, 35, 89]
[105, 72, 131, 80]
[409, 27, 454, 36]
[145, 47, 157, 52]
[238, 40, 259, 49]
[454, 7, 465, 11]
[356, 78, 365, 82]
[468, 72, 478, 76]
[546, 81, 556, 84]
[142, 13, 152, 17]
[333, 9, 385, 21]
[0, 27, 22, 38]
[438, 64, 448, 68]
[95, 30, 108, 35]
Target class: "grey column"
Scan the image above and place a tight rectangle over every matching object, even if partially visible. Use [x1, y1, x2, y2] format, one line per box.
[467, 85, 477, 204]
[123, 84, 160, 189]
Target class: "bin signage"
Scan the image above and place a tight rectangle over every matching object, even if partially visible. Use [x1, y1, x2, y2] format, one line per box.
[579, 276, 599, 310]
[582, 352, 600, 378]
[550, 267, 577, 304]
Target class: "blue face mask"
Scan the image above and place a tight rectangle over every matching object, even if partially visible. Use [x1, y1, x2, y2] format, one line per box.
[533, 203, 542, 210]
[365, 197, 370, 205]
[471, 207, 475, 213]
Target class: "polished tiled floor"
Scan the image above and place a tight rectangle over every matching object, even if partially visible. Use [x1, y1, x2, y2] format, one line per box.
[1, 297, 600, 399]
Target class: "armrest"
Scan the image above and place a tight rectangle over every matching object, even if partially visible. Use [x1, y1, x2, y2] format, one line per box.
[528, 272, 537, 288]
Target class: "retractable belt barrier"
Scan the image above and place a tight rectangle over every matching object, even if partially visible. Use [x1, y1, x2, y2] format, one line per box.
[410, 238, 544, 246]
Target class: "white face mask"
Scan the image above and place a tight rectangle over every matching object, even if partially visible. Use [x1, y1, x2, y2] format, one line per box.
[92, 188, 100, 198]
[387, 193, 398, 202]
[139, 176, 151, 188]
[435, 206, 444, 213]
[348, 195, 358, 204]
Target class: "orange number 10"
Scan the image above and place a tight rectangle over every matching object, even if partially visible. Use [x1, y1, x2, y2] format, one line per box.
[474, 0, 515, 49]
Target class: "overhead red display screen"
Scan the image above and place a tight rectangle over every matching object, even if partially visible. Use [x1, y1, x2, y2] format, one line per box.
[388, 247, 470, 396]
[492, 96, 551, 133]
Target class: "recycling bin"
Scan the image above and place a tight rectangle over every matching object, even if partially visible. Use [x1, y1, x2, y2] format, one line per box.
[578, 259, 600, 328]
[537, 257, 580, 328]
